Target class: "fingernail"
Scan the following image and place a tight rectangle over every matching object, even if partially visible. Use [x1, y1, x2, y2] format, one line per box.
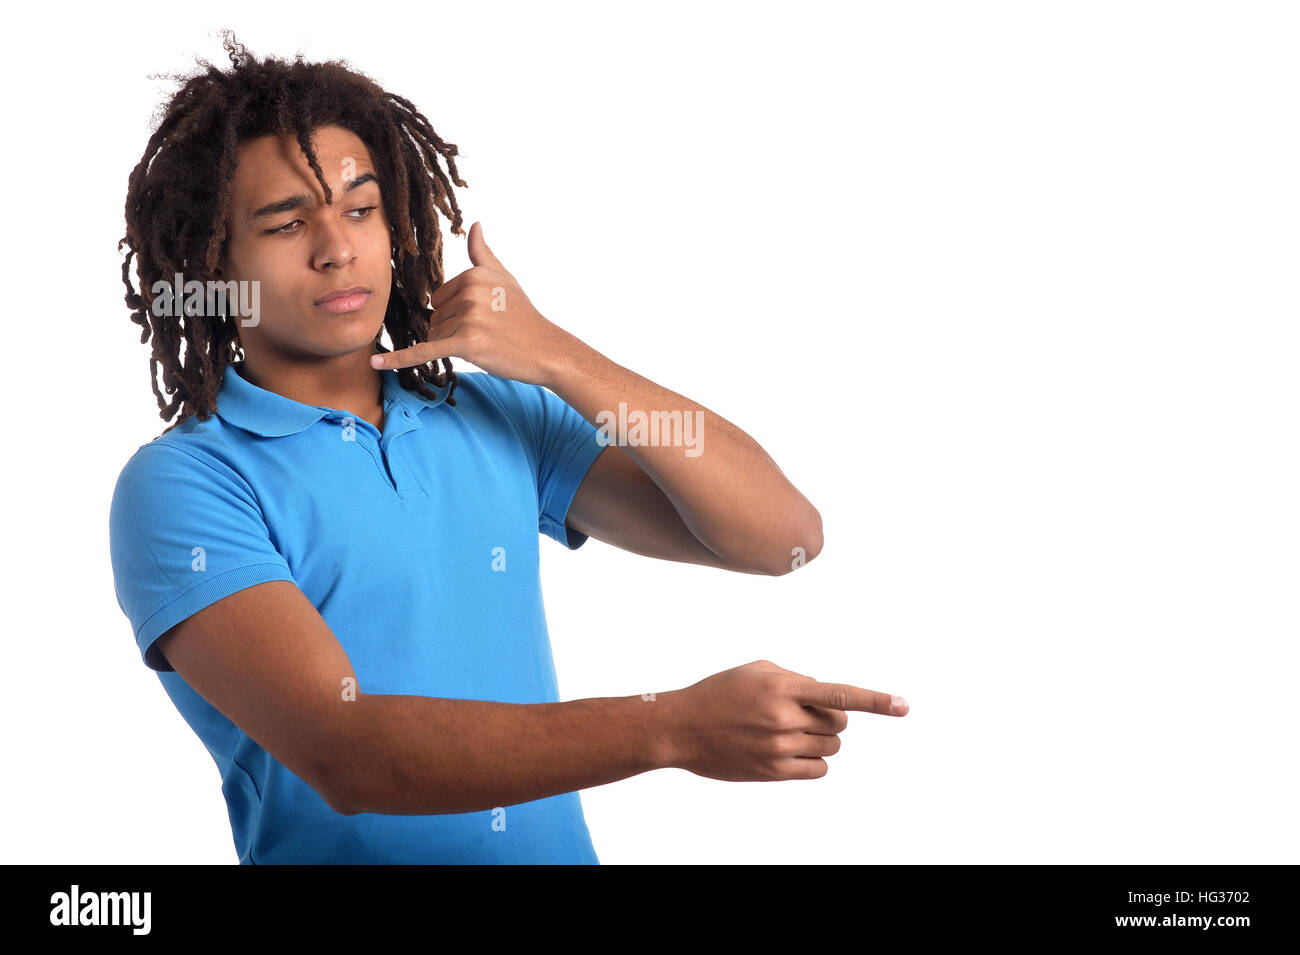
[890, 695, 909, 715]
[370, 355, 384, 368]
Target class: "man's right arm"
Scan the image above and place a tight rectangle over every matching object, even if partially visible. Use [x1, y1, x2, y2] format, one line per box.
[156, 579, 905, 816]
[154, 579, 674, 815]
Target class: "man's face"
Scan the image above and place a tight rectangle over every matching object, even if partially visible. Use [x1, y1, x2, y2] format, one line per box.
[215, 124, 393, 362]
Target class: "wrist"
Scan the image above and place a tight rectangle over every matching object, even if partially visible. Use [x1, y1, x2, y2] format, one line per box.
[643, 688, 685, 771]
[540, 327, 597, 392]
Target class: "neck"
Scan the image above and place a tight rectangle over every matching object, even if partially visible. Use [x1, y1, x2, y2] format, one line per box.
[236, 349, 384, 414]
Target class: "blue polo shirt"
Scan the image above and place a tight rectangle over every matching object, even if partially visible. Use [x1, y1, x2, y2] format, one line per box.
[108, 360, 607, 864]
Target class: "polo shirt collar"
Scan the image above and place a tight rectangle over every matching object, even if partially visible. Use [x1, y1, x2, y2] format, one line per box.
[216, 360, 451, 437]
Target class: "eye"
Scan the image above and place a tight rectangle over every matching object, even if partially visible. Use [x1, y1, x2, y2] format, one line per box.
[266, 219, 302, 236]
[264, 207, 378, 236]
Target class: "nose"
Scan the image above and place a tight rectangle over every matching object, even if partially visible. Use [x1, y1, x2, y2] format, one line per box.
[311, 216, 357, 271]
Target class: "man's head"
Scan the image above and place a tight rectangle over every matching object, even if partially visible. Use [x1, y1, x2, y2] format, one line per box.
[120, 31, 468, 432]
[216, 124, 392, 366]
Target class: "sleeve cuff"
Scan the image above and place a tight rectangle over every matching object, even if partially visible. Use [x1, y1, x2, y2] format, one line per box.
[541, 438, 609, 550]
[135, 561, 297, 671]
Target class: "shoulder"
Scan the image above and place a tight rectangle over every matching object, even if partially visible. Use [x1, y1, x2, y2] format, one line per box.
[445, 370, 552, 427]
[113, 432, 245, 497]
[454, 371, 570, 419]
[453, 369, 524, 404]
[109, 432, 264, 538]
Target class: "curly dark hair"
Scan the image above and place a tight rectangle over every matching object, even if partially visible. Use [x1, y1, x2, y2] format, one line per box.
[119, 30, 468, 436]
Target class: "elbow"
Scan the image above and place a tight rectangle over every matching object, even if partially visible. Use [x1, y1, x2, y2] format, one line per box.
[318, 725, 369, 815]
[322, 764, 363, 816]
[769, 511, 823, 576]
[328, 790, 362, 816]
[318, 696, 384, 815]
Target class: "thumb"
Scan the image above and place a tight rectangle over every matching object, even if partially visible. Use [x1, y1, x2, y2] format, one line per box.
[467, 221, 503, 270]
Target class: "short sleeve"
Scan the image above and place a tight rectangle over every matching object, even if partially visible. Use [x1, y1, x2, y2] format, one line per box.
[108, 444, 296, 672]
[475, 374, 607, 549]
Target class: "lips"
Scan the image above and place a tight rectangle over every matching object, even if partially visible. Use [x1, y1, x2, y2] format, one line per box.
[314, 286, 370, 305]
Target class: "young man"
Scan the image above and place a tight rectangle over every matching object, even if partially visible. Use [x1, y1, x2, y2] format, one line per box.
[110, 34, 907, 864]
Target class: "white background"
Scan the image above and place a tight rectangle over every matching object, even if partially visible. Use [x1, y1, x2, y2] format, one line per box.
[2, 1, 1296, 863]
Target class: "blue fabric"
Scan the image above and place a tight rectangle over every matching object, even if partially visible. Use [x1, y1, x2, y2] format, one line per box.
[108, 361, 607, 863]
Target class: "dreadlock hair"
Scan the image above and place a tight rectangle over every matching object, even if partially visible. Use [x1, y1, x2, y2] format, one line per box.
[119, 30, 467, 436]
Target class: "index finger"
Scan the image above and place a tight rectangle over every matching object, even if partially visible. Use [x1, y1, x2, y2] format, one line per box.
[790, 680, 909, 716]
[371, 338, 455, 371]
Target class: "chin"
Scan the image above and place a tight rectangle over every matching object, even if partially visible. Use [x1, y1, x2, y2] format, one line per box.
[300, 310, 386, 346]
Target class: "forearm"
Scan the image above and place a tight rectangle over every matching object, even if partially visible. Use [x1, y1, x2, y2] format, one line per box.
[330, 690, 679, 815]
[544, 334, 823, 570]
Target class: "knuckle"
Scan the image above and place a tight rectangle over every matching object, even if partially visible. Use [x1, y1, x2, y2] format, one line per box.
[824, 685, 851, 711]
[771, 707, 801, 733]
[760, 701, 789, 731]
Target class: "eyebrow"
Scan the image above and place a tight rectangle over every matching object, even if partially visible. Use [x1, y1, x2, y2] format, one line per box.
[246, 171, 380, 222]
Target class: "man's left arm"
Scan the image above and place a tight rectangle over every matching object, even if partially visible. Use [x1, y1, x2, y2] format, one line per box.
[542, 342, 823, 577]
